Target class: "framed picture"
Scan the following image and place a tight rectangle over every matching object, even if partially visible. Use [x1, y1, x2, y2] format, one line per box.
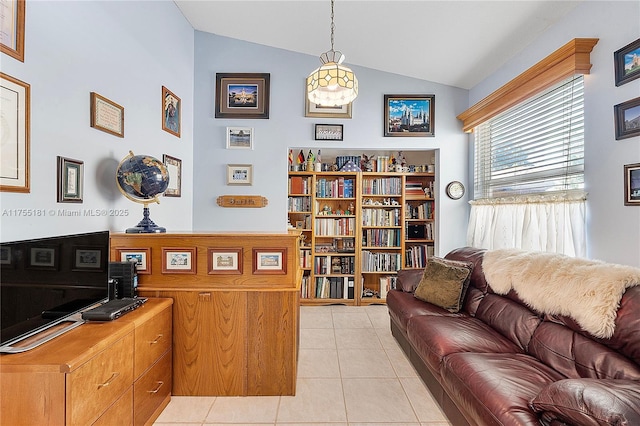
[117, 248, 151, 274]
[614, 38, 640, 87]
[57, 156, 83, 203]
[305, 83, 352, 118]
[314, 124, 343, 141]
[0, 72, 30, 193]
[384, 94, 435, 137]
[90, 92, 124, 137]
[226, 164, 253, 186]
[0, 0, 25, 62]
[162, 247, 196, 274]
[252, 248, 287, 274]
[215, 73, 270, 119]
[226, 127, 254, 149]
[0, 246, 13, 267]
[162, 86, 181, 137]
[614, 97, 640, 140]
[74, 247, 104, 271]
[624, 163, 640, 206]
[208, 248, 243, 274]
[163, 154, 182, 197]
[28, 246, 58, 269]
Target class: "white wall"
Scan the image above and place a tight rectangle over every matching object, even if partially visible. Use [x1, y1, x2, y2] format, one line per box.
[0, 1, 194, 242]
[192, 32, 470, 256]
[468, 1, 640, 267]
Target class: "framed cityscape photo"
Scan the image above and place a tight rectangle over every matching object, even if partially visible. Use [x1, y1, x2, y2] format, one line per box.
[117, 248, 151, 274]
[162, 86, 181, 137]
[57, 156, 83, 203]
[0, 73, 30, 193]
[0, 0, 25, 62]
[208, 248, 243, 274]
[614, 97, 640, 140]
[614, 38, 640, 86]
[215, 73, 270, 119]
[90, 92, 124, 137]
[226, 127, 254, 149]
[226, 164, 253, 186]
[252, 248, 287, 274]
[162, 247, 196, 274]
[624, 163, 640, 206]
[314, 124, 343, 141]
[384, 94, 435, 137]
[163, 154, 182, 197]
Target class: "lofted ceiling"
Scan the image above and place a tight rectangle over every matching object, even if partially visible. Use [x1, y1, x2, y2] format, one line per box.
[174, 0, 582, 90]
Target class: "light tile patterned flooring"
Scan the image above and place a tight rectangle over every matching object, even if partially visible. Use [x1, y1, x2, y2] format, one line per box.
[154, 304, 451, 426]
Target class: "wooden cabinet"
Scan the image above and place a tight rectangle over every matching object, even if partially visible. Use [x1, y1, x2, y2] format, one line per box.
[0, 298, 172, 426]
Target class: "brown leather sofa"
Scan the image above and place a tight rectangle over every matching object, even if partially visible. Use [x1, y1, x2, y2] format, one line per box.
[387, 247, 640, 426]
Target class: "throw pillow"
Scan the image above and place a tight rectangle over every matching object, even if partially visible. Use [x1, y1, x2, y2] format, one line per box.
[414, 257, 473, 312]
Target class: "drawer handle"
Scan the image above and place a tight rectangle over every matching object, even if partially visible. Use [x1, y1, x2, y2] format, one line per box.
[97, 372, 119, 388]
[147, 381, 164, 394]
[148, 334, 163, 344]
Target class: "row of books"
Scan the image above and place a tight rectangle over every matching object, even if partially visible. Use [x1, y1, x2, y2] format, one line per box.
[314, 276, 355, 299]
[378, 276, 398, 299]
[404, 245, 430, 269]
[405, 201, 434, 219]
[316, 177, 355, 198]
[314, 255, 355, 275]
[362, 229, 401, 247]
[405, 180, 426, 195]
[361, 251, 402, 272]
[362, 177, 402, 195]
[314, 218, 355, 236]
[289, 176, 311, 195]
[361, 208, 401, 226]
[300, 250, 312, 269]
[288, 197, 311, 212]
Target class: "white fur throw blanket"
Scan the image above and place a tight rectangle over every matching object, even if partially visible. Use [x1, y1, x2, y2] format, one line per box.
[483, 249, 640, 339]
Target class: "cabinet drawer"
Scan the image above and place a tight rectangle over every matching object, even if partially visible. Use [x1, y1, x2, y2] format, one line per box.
[134, 350, 172, 426]
[93, 386, 133, 426]
[67, 333, 134, 425]
[134, 306, 172, 378]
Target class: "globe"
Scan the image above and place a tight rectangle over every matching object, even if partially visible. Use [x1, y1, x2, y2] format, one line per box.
[116, 151, 170, 233]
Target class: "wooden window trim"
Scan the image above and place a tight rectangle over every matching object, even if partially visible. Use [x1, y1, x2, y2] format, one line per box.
[457, 38, 599, 133]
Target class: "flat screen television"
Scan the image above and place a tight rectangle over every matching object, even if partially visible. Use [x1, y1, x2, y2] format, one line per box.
[0, 230, 111, 353]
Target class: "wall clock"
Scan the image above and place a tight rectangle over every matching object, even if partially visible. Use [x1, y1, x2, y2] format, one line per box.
[446, 181, 465, 200]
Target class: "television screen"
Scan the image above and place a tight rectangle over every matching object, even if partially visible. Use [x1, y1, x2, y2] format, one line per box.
[0, 230, 110, 351]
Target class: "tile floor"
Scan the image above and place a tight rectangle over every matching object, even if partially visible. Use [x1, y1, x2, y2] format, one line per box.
[154, 304, 451, 426]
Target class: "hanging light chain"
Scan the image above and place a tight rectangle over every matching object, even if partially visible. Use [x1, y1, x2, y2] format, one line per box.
[330, 0, 335, 52]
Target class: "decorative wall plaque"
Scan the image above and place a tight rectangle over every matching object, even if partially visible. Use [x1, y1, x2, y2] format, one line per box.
[216, 195, 268, 208]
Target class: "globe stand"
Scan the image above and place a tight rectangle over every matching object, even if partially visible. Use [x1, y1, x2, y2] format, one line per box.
[126, 206, 166, 233]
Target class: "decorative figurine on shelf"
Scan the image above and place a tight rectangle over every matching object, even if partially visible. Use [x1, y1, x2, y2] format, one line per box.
[323, 204, 331, 215]
[397, 151, 407, 172]
[347, 202, 354, 215]
[306, 150, 314, 172]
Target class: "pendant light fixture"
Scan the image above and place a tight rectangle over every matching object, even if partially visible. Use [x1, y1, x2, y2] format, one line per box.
[306, 0, 358, 107]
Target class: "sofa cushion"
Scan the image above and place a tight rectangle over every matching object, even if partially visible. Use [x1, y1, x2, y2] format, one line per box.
[414, 257, 473, 313]
[396, 269, 424, 293]
[530, 379, 640, 426]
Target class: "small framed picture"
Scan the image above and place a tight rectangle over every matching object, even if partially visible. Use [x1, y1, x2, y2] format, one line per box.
[1, 246, 13, 267]
[614, 38, 640, 87]
[215, 73, 270, 119]
[314, 124, 343, 141]
[226, 127, 254, 149]
[384, 94, 435, 137]
[90, 92, 124, 137]
[162, 247, 196, 274]
[208, 248, 243, 274]
[28, 246, 58, 269]
[117, 248, 151, 274]
[0, 0, 25, 62]
[252, 248, 287, 274]
[74, 247, 104, 271]
[162, 86, 181, 137]
[227, 164, 253, 186]
[163, 154, 182, 197]
[614, 97, 640, 140]
[624, 163, 640, 206]
[57, 156, 83, 203]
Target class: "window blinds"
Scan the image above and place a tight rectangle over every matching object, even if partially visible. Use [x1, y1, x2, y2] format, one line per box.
[474, 76, 585, 199]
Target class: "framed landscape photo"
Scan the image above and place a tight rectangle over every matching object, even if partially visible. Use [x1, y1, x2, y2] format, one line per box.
[614, 38, 640, 86]
[252, 248, 287, 274]
[226, 164, 253, 186]
[624, 163, 640, 206]
[614, 97, 640, 140]
[0, 0, 25, 62]
[73, 247, 104, 271]
[384, 94, 435, 137]
[90, 92, 124, 137]
[226, 127, 254, 149]
[163, 154, 182, 197]
[215, 73, 270, 119]
[162, 247, 196, 274]
[208, 247, 243, 274]
[0, 72, 30, 193]
[117, 248, 151, 274]
[314, 124, 343, 141]
[162, 86, 181, 137]
[57, 156, 83, 203]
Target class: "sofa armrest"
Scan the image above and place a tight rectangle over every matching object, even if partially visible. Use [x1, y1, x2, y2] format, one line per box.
[530, 378, 640, 426]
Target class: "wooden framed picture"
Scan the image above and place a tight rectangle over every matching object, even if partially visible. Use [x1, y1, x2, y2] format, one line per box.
[215, 73, 270, 119]
[305, 81, 352, 118]
[624, 163, 640, 206]
[226, 127, 254, 149]
[384, 94, 435, 137]
[117, 248, 151, 274]
[57, 156, 83, 203]
[226, 164, 253, 186]
[73, 247, 104, 271]
[0, 72, 30, 193]
[0, 0, 25, 62]
[208, 248, 243, 274]
[314, 124, 343, 141]
[28, 246, 58, 270]
[614, 97, 640, 140]
[162, 86, 181, 137]
[614, 38, 640, 87]
[163, 154, 182, 197]
[90, 92, 124, 137]
[162, 247, 196, 274]
[252, 248, 287, 274]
